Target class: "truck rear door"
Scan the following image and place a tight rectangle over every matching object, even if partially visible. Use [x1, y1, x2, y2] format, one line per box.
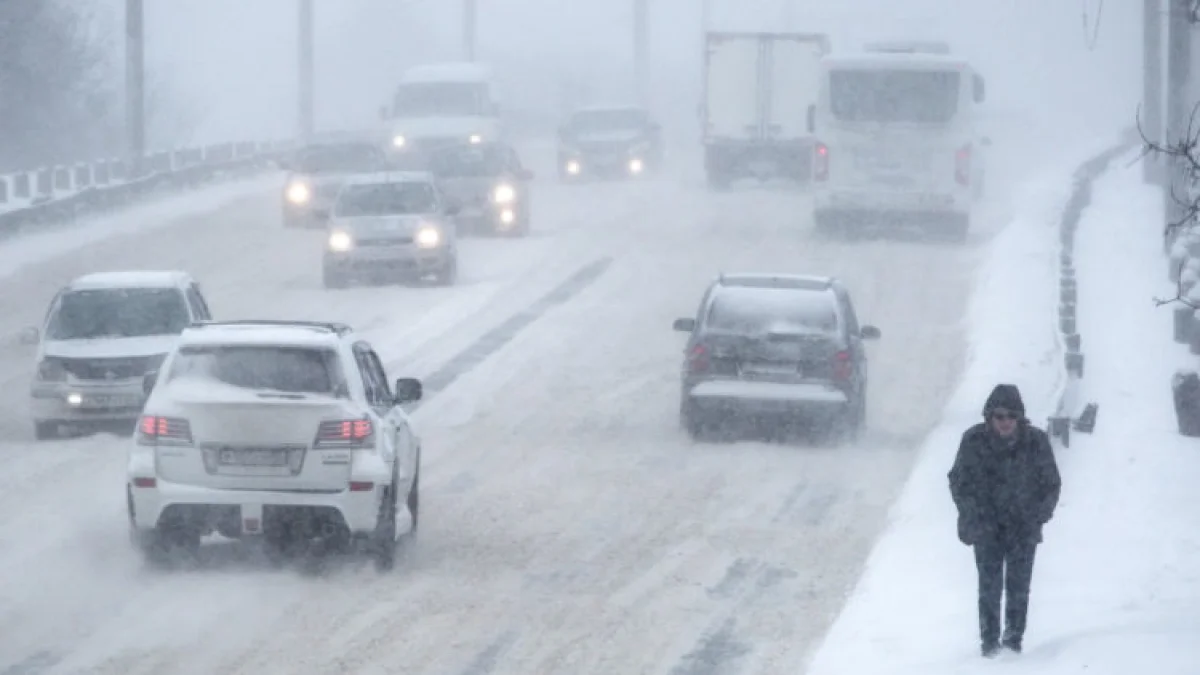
[765, 36, 827, 142]
[704, 34, 762, 142]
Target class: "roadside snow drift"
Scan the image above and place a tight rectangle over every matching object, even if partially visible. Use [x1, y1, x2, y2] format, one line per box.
[804, 140, 1126, 674]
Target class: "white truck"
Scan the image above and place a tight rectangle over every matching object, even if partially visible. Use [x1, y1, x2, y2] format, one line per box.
[701, 31, 831, 189]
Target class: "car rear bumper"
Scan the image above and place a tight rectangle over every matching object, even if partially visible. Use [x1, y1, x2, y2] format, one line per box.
[128, 477, 385, 535]
[813, 187, 969, 217]
[686, 379, 850, 414]
[30, 381, 145, 422]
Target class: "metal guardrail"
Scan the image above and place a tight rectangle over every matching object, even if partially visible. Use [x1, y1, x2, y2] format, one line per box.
[0, 137, 322, 237]
[0, 108, 558, 237]
[1047, 135, 1136, 446]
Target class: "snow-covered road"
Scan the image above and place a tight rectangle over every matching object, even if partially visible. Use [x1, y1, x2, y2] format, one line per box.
[0, 141, 998, 674]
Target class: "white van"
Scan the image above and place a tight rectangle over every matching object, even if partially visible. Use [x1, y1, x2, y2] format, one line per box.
[381, 62, 502, 154]
[807, 51, 988, 240]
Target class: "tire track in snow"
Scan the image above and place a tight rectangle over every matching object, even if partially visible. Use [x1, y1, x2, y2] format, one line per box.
[409, 255, 613, 410]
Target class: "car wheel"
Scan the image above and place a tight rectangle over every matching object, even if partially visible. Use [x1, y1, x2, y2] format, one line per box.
[33, 421, 60, 441]
[322, 264, 350, 289]
[681, 399, 713, 441]
[433, 255, 458, 286]
[405, 464, 419, 536]
[943, 215, 970, 243]
[372, 484, 399, 572]
[134, 526, 199, 570]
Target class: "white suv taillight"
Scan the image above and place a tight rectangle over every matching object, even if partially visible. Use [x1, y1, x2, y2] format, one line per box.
[314, 418, 375, 449]
[955, 144, 971, 186]
[813, 142, 830, 181]
[137, 415, 192, 446]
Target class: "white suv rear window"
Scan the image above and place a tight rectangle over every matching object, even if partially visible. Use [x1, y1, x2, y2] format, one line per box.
[168, 345, 340, 394]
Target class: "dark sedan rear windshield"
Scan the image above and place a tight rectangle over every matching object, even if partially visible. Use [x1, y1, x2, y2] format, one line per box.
[334, 182, 437, 217]
[168, 345, 339, 394]
[706, 288, 839, 333]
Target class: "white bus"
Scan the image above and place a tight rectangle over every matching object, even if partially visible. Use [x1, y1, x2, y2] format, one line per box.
[807, 51, 987, 240]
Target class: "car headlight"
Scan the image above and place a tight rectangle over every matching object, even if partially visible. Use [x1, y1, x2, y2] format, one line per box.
[468, 134, 483, 144]
[286, 182, 311, 204]
[493, 184, 516, 203]
[415, 226, 441, 248]
[628, 158, 644, 174]
[565, 160, 581, 174]
[392, 135, 407, 148]
[328, 230, 354, 252]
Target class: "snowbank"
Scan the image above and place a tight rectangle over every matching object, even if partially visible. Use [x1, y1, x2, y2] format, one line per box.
[1010, 156, 1200, 673]
[804, 142, 1127, 673]
[0, 173, 282, 281]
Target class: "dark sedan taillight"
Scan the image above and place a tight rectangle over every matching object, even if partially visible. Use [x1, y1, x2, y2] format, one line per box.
[686, 344, 709, 373]
[832, 350, 853, 381]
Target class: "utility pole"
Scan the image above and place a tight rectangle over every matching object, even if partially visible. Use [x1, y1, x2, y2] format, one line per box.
[125, 0, 145, 178]
[634, 0, 648, 106]
[782, 0, 795, 29]
[1144, 0, 1164, 185]
[1165, 0, 1191, 238]
[464, 0, 477, 61]
[299, 0, 315, 143]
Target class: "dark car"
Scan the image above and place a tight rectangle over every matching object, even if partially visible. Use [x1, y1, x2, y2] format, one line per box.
[557, 105, 663, 181]
[282, 142, 388, 228]
[426, 141, 533, 237]
[672, 273, 881, 441]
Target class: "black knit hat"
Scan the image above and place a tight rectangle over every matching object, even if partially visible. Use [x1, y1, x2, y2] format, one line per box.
[983, 384, 1025, 417]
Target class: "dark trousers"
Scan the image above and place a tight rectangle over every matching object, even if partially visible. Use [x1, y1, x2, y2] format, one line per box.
[973, 533, 1037, 645]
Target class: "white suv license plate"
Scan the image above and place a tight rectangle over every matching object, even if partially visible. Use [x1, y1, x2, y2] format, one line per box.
[220, 449, 289, 467]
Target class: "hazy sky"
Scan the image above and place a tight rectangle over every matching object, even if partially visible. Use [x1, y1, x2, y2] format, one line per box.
[91, 0, 1140, 150]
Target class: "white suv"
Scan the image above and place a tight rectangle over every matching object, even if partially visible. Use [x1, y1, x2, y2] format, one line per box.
[23, 270, 213, 440]
[126, 320, 423, 571]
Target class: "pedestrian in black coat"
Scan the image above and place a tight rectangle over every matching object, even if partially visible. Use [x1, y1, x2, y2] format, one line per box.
[948, 384, 1061, 658]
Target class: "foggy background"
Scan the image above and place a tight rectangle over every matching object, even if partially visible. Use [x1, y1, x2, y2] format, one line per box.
[2, 0, 1140, 168]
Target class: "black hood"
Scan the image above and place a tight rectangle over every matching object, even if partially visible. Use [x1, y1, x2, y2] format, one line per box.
[982, 384, 1025, 418]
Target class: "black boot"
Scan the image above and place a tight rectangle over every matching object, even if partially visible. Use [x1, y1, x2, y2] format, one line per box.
[1002, 635, 1022, 653]
[981, 641, 1000, 658]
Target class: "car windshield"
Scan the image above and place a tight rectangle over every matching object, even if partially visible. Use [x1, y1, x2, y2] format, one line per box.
[334, 182, 437, 217]
[392, 82, 486, 117]
[427, 144, 511, 178]
[294, 144, 384, 174]
[829, 69, 961, 124]
[569, 109, 646, 133]
[168, 345, 339, 394]
[47, 288, 190, 340]
[706, 288, 839, 334]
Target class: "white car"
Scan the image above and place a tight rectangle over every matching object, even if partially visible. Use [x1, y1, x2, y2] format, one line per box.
[323, 171, 459, 288]
[127, 320, 423, 571]
[22, 270, 214, 440]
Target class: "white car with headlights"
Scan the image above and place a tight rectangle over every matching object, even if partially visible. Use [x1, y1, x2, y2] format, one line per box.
[323, 172, 458, 288]
[23, 270, 214, 440]
[127, 320, 424, 571]
[380, 62, 503, 157]
[282, 142, 387, 229]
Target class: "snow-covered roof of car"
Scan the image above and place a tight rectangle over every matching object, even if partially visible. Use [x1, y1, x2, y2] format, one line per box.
[66, 270, 192, 291]
[821, 52, 970, 71]
[178, 321, 350, 349]
[717, 273, 835, 291]
[340, 171, 436, 186]
[400, 62, 493, 84]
